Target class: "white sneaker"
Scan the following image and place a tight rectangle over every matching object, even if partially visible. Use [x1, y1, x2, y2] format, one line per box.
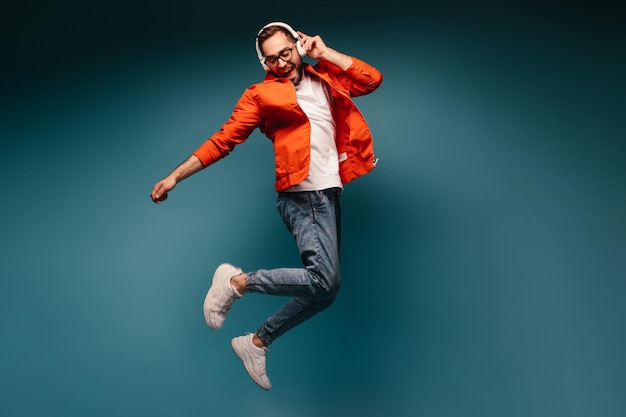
[203, 263, 242, 330]
[231, 333, 271, 391]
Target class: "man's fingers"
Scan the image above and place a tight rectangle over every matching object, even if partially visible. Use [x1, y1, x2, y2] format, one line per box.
[151, 183, 169, 204]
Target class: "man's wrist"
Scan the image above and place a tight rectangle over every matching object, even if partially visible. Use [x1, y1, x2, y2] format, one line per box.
[320, 48, 352, 71]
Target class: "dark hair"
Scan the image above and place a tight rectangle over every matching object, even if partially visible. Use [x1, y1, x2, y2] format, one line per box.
[256, 25, 297, 57]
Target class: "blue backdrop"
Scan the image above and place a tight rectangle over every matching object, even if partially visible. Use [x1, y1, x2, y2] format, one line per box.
[2, 1, 624, 416]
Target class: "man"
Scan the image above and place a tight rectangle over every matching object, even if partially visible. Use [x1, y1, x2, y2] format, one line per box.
[150, 21, 383, 390]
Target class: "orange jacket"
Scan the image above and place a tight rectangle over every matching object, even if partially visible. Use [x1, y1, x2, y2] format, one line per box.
[193, 57, 383, 191]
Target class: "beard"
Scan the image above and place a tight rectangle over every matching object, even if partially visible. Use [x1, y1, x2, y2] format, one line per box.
[272, 62, 304, 84]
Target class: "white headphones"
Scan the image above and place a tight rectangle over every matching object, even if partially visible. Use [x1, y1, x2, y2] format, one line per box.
[255, 21, 306, 71]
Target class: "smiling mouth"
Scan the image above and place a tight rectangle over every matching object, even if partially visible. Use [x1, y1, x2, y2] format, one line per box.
[276, 66, 295, 77]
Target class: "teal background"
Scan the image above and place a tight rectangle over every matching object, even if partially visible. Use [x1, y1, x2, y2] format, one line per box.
[2, 1, 624, 416]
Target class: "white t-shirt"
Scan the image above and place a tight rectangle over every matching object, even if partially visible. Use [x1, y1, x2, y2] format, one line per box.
[285, 73, 343, 192]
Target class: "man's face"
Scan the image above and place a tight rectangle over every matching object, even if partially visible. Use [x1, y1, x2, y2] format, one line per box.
[261, 31, 304, 85]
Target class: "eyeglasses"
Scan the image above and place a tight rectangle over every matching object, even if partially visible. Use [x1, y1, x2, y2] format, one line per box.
[264, 43, 298, 68]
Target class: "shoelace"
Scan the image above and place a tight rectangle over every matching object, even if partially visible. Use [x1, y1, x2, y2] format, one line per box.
[244, 334, 268, 375]
[252, 355, 267, 376]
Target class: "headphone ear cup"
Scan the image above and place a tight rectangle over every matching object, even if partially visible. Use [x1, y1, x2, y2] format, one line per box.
[296, 39, 306, 57]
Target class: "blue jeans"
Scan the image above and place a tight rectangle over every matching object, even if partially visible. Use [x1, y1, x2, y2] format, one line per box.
[246, 188, 342, 346]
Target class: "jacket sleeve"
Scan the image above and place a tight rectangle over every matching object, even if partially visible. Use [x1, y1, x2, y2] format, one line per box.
[320, 57, 383, 97]
[193, 87, 263, 166]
